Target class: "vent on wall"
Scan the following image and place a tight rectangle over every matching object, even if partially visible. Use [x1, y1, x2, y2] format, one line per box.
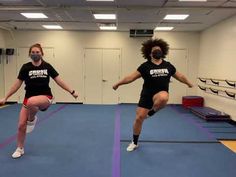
[129, 29, 153, 37]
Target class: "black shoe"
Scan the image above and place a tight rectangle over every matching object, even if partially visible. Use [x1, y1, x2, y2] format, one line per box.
[147, 109, 156, 117]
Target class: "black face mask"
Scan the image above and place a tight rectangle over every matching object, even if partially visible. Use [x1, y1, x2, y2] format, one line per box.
[30, 54, 41, 62]
[151, 50, 163, 60]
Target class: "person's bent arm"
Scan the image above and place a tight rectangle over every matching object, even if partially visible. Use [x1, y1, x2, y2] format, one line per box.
[53, 76, 78, 99]
[0, 79, 23, 105]
[173, 71, 193, 88]
[113, 71, 141, 90]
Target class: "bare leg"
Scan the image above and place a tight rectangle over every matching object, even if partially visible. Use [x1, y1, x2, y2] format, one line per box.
[17, 106, 28, 148]
[16, 95, 51, 148]
[148, 91, 169, 116]
[127, 91, 169, 151]
[127, 107, 149, 151]
[133, 107, 149, 135]
[26, 95, 51, 121]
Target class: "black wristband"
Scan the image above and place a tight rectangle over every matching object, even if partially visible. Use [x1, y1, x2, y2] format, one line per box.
[71, 90, 75, 95]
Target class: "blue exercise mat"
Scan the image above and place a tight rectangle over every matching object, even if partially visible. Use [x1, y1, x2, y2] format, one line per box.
[0, 104, 116, 177]
[120, 105, 217, 142]
[190, 106, 231, 121]
[121, 142, 236, 177]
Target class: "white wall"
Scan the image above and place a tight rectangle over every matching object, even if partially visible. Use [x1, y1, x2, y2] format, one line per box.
[199, 15, 236, 120]
[0, 29, 6, 98]
[4, 30, 199, 103]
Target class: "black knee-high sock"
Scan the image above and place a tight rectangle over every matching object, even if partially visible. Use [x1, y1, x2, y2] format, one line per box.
[133, 134, 140, 145]
[148, 109, 156, 117]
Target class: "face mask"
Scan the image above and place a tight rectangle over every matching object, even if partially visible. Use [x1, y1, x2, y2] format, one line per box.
[30, 54, 41, 62]
[151, 50, 163, 60]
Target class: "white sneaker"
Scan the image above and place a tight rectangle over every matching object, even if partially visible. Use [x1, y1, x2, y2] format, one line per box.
[12, 147, 24, 159]
[126, 142, 138, 152]
[26, 116, 38, 133]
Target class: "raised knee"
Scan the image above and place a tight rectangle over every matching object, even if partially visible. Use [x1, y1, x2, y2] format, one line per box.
[160, 94, 168, 102]
[155, 95, 168, 105]
[26, 97, 35, 108]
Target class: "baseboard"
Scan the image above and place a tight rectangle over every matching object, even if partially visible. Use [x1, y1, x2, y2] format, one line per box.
[5, 101, 17, 104]
[55, 102, 83, 104]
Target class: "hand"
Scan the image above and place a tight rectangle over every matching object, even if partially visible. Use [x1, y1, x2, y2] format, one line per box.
[112, 84, 119, 90]
[72, 92, 79, 99]
[0, 98, 7, 105]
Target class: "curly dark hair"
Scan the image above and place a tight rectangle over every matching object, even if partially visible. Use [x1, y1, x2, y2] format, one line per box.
[141, 38, 169, 61]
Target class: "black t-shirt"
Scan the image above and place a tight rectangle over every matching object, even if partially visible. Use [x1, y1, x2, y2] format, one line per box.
[137, 60, 176, 95]
[18, 60, 59, 98]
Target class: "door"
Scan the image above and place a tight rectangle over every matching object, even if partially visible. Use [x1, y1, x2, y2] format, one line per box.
[17, 47, 55, 103]
[102, 49, 120, 104]
[84, 48, 120, 104]
[167, 49, 188, 104]
[84, 49, 103, 104]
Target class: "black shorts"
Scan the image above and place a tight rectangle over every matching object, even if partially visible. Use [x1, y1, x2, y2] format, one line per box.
[138, 89, 169, 109]
[138, 93, 154, 110]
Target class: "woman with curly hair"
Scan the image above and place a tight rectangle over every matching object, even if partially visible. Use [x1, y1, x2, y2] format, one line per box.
[113, 38, 193, 152]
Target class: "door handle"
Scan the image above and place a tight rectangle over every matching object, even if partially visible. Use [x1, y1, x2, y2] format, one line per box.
[102, 79, 107, 82]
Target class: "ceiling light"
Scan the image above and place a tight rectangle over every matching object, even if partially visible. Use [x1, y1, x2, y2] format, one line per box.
[42, 25, 63, 29]
[21, 13, 48, 19]
[99, 26, 117, 30]
[86, 0, 114, 1]
[99, 23, 117, 30]
[93, 14, 116, 20]
[164, 14, 189, 20]
[179, 0, 207, 2]
[155, 27, 174, 31]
